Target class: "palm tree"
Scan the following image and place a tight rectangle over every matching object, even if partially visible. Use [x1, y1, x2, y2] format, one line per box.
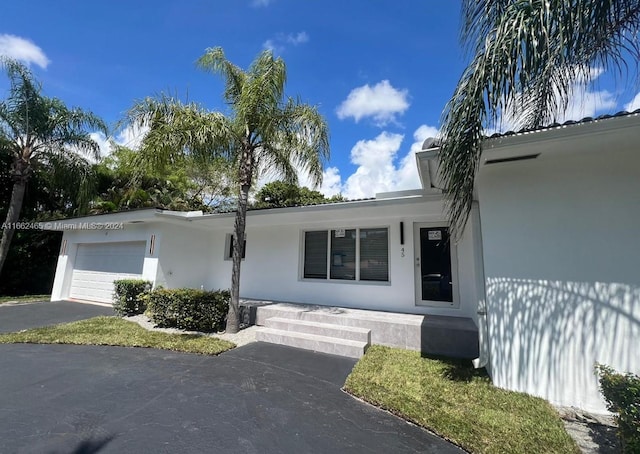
[0, 59, 107, 275]
[125, 47, 329, 333]
[439, 0, 640, 235]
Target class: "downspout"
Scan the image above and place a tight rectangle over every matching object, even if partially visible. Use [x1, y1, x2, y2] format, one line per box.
[471, 201, 490, 369]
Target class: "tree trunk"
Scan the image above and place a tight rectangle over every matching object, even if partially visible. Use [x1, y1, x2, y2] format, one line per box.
[227, 181, 250, 334]
[227, 143, 254, 334]
[0, 179, 27, 276]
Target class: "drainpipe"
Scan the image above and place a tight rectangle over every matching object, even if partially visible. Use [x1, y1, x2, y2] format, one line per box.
[471, 202, 490, 369]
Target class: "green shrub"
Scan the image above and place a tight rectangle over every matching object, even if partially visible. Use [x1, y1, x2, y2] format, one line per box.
[596, 364, 640, 453]
[146, 288, 229, 332]
[112, 279, 152, 316]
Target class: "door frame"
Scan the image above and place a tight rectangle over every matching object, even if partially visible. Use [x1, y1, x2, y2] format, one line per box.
[413, 222, 460, 308]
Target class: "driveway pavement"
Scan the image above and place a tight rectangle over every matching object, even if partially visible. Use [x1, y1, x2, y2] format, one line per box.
[0, 300, 113, 333]
[0, 301, 461, 453]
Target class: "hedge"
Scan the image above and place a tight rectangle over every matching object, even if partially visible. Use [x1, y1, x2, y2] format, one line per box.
[146, 288, 229, 333]
[596, 364, 640, 453]
[112, 279, 152, 316]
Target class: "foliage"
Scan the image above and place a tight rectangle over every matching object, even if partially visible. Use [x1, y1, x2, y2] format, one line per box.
[112, 279, 152, 316]
[146, 288, 230, 333]
[439, 0, 640, 236]
[0, 316, 235, 355]
[91, 145, 222, 213]
[0, 58, 106, 276]
[344, 345, 578, 454]
[253, 180, 345, 209]
[596, 364, 640, 453]
[0, 294, 49, 304]
[0, 227, 60, 295]
[124, 47, 329, 333]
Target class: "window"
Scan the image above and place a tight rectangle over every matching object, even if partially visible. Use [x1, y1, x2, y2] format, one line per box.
[303, 231, 328, 278]
[359, 228, 389, 281]
[225, 234, 246, 260]
[303, 227, 389, 282]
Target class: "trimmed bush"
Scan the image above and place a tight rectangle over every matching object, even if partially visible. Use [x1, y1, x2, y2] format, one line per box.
[146, 288, 229, 333]
[112, 279, 152, 316]
[596, 364, 640, 453]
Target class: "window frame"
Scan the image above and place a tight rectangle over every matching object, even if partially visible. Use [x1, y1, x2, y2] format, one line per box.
[224, 233, 246, 261]
[300, 226, 391, 284]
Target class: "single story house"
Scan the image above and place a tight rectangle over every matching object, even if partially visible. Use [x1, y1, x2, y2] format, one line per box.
[47, 110, 640, 414]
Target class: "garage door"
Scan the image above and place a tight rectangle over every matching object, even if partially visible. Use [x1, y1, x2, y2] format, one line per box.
[69, 241, 146, 303]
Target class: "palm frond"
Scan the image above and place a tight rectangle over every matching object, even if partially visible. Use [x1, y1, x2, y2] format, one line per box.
[441, 0, 640, 237]
[123, 94, 236, 177]
[197, 47, 247, 106]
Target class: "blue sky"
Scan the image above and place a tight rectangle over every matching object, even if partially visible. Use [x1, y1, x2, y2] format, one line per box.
[1, 1, 639, 199]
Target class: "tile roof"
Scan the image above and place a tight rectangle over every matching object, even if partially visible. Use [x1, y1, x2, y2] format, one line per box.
[422, 109, 640, 151]
[486, 108, 640, 139]
[212, 197, 376, 214]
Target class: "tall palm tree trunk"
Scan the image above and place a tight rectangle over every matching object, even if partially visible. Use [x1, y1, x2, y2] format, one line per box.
[227, 146, 255, 333]
[227, 177, 250, 334]
[0, 179, 27, 275]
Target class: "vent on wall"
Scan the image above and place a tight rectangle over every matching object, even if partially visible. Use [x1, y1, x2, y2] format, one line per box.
[485, 153, 540, 165]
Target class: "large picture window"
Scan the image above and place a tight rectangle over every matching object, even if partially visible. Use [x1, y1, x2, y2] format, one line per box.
[303, 227, 389, 282]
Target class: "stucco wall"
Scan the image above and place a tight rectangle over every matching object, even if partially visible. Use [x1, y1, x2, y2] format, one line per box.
[205, 199, 483, 319]
[478, 142, 640, 413]
[154, 224, 214, 290]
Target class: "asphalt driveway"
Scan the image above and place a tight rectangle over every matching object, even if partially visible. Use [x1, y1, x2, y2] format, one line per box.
[0, 300, 113, 333]
[0, 301, 461, 453]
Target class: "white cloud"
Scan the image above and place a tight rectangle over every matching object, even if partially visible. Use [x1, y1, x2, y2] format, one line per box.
[0, 34, 49, 68]
[251, 0, 272, 7]
[263, 31, 309, 53]
[624, 92, 640, 112]
[294, 165, 344, 197]
[319, 124, 438, 200]
[336, 80, 410, 126]
[558, 67, 616, 121]
[88, 125, 150, 161]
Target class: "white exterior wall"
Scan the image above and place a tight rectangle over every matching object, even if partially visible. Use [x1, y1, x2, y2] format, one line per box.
[154, 223, 214, 289]
[205, 199, 483, 319]
[478, 135, 640, 413]
[50, 224, 160, 301]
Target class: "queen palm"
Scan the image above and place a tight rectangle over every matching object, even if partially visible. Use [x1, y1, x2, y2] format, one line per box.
[0, 58, 107, 275]
[439, 0, 640, 235]
[126, 47, 329, 333]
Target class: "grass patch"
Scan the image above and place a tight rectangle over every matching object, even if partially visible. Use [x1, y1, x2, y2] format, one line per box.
[344, 345, 578, 454]
[0, 294, 50, 304]
[0, 316, 235, 355]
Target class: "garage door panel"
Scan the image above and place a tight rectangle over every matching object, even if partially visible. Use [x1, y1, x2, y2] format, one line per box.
[70, 242, 146, 303]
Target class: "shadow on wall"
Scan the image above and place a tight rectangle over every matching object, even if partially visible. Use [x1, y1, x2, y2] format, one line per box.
[486, 277, 640, 412]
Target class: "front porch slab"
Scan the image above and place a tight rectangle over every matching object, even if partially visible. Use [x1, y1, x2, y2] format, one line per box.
[244, 300, 479, 359]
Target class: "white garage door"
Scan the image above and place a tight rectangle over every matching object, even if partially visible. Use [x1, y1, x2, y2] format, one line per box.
[70, 241, 146, 303]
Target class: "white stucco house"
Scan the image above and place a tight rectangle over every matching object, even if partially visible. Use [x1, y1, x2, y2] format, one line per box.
[46, 111, 640, 413]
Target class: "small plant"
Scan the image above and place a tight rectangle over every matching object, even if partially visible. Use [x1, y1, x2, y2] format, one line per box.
[146, 288, 229, 332]
[596, 363, 640, 453]
[112, 279, 152, 316]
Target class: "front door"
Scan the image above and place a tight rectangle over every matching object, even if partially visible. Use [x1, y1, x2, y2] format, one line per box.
[414, 224, 457, 306]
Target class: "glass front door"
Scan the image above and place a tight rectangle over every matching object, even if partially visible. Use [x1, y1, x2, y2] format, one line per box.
[414, 225, 455, 305]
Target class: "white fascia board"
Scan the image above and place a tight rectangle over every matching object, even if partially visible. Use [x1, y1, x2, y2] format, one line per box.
[190, 192, 444, 223]
[39, 208, 163, 231]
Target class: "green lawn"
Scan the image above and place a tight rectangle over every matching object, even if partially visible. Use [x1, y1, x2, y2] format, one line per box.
[344, 345, 578, 454]
[0, 316, 235, 355]
[0, 294, 50, 304]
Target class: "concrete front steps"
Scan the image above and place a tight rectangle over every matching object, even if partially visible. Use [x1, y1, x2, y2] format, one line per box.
[256, 317, 371, 358]
[251, 302, 479, 359]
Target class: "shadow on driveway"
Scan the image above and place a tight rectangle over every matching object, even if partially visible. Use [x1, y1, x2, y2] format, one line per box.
[0, 300, 113, 333]
[0, 342, 462, 453]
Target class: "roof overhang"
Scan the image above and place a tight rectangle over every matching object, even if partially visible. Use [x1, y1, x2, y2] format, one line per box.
[481, 112, 640, 164]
